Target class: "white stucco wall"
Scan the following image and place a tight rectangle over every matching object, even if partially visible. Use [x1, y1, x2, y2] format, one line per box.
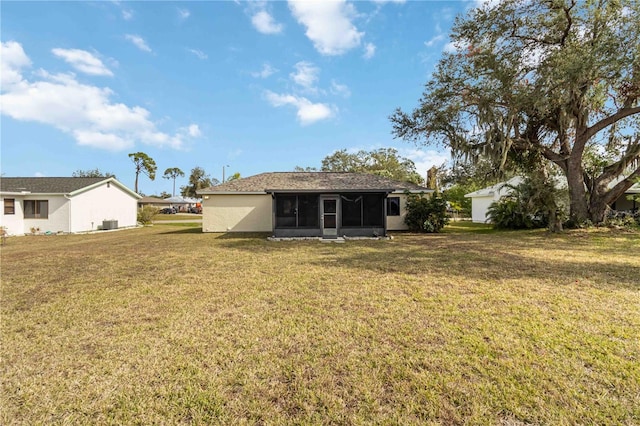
[387, 193, 410, 231]
[470, 196, 495, 223]
[202, 194, 272, 232]
[1, 196, 26, 236]
[70, 182, 139, 232]
[0, 195, 70, 235]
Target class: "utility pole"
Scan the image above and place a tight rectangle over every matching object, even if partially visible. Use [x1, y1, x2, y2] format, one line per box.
[222, 165, 229, 183]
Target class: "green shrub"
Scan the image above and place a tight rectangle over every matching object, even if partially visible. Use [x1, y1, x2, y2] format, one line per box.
[137, 206, 159, 225]
[404, 192, 449, 233]
[486, 197, 540, 229]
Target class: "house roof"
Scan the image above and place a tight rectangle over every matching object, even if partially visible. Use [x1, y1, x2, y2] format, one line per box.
[0, 177, 141, 198]
[138, 196, 172, 204]
[465, 176, 640, 198]
[198, 172, 431, 194]
[464, 177, 522, 198]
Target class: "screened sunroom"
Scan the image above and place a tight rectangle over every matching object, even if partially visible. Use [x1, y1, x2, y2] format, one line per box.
[271, 191, 387, 238]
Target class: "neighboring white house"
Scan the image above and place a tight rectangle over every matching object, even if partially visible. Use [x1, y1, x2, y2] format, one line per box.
[465, 177, 640, 223]
[464, 177, 523, 223]
[198, 172, 433, 238]
[1, 177, 141, 236]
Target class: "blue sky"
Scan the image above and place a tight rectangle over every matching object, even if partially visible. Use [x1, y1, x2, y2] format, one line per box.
[1, 0, 473, 196]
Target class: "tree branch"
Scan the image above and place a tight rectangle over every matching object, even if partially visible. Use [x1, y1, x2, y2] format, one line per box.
[581, 106, 640, 142]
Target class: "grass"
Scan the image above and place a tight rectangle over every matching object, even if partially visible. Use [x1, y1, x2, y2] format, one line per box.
[152, 213, 202, 222]
[1, 225, 639, 424]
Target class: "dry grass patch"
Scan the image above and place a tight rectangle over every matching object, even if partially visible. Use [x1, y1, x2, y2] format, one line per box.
[1, 226, 639, 424]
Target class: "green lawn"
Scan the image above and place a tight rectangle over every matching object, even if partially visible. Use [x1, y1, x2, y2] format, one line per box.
[1, 225, 639, 424]
[152, 213, 202, 222]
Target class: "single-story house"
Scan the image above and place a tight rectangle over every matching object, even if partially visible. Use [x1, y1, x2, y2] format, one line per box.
[464, 177, 522, 223]
[164, 196, 201, 212]
[1, 177, 141, 236]
[138, 196, 173, 209]
[465, 177, 639, 223]
[197, 172, 433, 238]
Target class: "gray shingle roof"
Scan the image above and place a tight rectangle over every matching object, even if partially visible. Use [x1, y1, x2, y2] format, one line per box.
[1, 177, 109, 194]
[198, 172, 431, 193]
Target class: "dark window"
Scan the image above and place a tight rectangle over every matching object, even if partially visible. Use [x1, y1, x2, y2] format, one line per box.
[387, 197, 400, 216]
[341, 194, 384, 227]
[4, 199, 15, 215]
[341, 194, 362, 226]
[24, 200, 48, 219]
[298, 195, 319, 227]
[275, 195, 296, 227]
[275, 194, 319, 228]
[363, 194, 384, 226]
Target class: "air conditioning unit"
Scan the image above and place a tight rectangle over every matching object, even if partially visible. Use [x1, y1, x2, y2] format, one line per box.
[102, 220, 118, 230]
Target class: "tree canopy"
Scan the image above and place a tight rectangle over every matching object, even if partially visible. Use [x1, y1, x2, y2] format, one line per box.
[319, 148, 423, 184]
[391, 0, 640, 223]
[128, 152, 157, 194]
[72, 168, 115, 179]
[181, 167, 219, 198]
[163, 167, 185, 197]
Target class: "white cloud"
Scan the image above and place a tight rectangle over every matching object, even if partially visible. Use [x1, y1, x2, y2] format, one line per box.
[251, 10, 283, 34]
[125, 34, 152, 53]
[400, 148, 449, 176]
[184, 124, 202, 138]
[34, 172, 46, 177]
[473, 0, 503, 9]
[52, 48, 113, 77]
[288, 0, 363, 56]
[251, 63, 277, 78]
[290, 61, 320, 92]
[363, 42, 376, 59]
[424, 34, 446, 47]
[0, 41, 31, 88]
[122, 9, 134, 20]
[188, 48, 208, 60]
[371, 0, 406, 3]
[444, 40, 467, 53]
[178, 8, 190, 20]
[264, 90, 334, 125]
[330, 80, 351, 98]
[0, 41, 198, 151]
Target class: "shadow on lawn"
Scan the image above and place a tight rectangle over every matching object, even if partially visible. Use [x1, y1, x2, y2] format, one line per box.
[309, 236, 640, 290]
[159, 226, 203, 234]
[207, 229, 639, 290]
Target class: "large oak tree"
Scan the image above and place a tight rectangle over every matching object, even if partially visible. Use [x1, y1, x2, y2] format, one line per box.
[391, 0, 640, 223]
[320, 148, 424, 185]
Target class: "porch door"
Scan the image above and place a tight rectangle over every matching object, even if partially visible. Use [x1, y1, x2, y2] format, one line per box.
[321, 197, 338, 238]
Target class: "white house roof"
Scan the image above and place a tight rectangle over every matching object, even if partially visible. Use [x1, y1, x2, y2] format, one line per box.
[464, 177, 522, 198]
[464, 175, 640, 198]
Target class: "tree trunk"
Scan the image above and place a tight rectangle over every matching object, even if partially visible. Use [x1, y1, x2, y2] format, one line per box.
[589, 197, 609, 224]
[134, 173, 139, 194]
[548, 208, 563, 233]
[566, 158, 589, 224]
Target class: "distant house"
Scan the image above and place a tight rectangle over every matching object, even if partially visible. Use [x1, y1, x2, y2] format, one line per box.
[198, 172, 433, 238]
[1, 177, 141, 236]
[465, 177, 639, 223]
[464, 177, 523, 223]
[138, 196, 172, 209]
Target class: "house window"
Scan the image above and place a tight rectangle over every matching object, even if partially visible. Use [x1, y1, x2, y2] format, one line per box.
[341, 195, 362, 226]
[24, 200, 48, 219]
[341, 194, 384, 227]
[387, 197, 400, 216]
[275, 194, 319, 228]
[4, 199, 15, 215]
